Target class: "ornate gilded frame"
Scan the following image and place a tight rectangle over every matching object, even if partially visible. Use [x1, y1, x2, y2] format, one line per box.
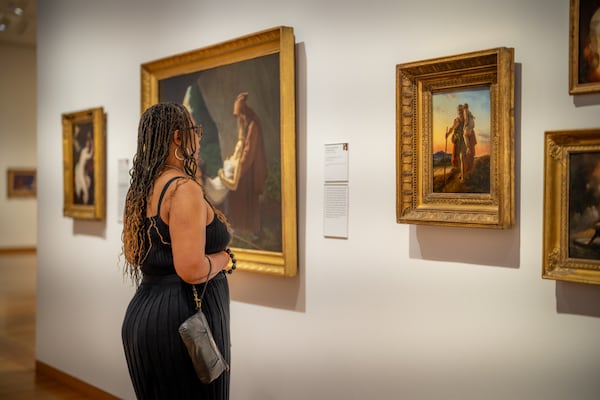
[543, 129, 600, 285]
[6, 168, 36, 198]
[569, 0, 600, 94]
[396, 47, 515, 229]
[141, 26, 297, 277]
[62, 107, 106, 220]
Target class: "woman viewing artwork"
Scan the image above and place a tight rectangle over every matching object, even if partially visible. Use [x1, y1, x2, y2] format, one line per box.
[121, 102, 236, 399]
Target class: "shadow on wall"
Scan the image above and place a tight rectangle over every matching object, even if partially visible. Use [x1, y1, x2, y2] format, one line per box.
[408, 64, 523, 269]
[556, 281, 600, 318]
[227, 42, 308, 314]
[228, 270, 305, 312]
[73, 219, 106, 238]
[573, 92, 600, 107]
[411, 224, 520, 268]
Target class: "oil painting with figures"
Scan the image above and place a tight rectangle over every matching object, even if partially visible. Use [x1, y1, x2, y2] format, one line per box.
[396, 47, 513, 228]
[159, 53, 282, 253]
[432, 87, 491, 194]
[569, 151, 600, 260]
[141, 26, 297, 276]
[62, 106, 105, 221]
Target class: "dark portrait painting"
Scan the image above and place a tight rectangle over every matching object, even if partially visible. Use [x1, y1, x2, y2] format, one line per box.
[569, 151, 600, 259]
[71, 121, 95, 205]
[577, 0, 600, 85]
[159, 53, 282, 252]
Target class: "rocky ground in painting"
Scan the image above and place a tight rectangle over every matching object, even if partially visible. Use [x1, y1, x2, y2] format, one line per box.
[433, 155, 490, 193]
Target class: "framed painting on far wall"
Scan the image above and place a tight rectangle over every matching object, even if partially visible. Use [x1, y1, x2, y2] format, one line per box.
[396, 47, 515, 229]
[544, 129, 600, 285]
[61, 107, 106, 220]
[6, 168, 36, 198]
[141, 26, 297, 277]
[569, 0, 600, 94]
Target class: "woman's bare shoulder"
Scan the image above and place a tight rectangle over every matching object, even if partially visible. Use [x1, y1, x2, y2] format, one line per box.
[169, 176, 205, 207]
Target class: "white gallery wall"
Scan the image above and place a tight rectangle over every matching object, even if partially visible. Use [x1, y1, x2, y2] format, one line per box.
[36, 0, 600, 399]
[0, 43, 37, 247]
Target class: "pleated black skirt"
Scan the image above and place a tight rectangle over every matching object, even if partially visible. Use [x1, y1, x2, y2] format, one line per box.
[122, 272, 230, 400]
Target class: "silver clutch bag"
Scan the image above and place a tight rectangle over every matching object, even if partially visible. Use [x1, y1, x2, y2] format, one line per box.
[179, 308, 229, 384]
[178, 257, 229, 384]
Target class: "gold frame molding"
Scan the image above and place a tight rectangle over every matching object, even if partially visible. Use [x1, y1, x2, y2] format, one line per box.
[569, 0, 600, 94]
[543, 129, 600, 285]
[62, 107, 106, 220]
[141, 26, 297, 277]
[396, 47, 515, 229]
[6, 168, 36, 198]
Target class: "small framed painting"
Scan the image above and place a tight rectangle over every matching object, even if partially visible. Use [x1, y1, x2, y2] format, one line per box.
[7, 168, 36, 198]
[396, 47, 515, 228]
[62, 107, 106, 220]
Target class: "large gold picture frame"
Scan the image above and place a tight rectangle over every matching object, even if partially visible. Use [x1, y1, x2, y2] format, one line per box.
[543, 129, 600, 285]
[396, 47, 515, 229]
[141, 26, 297, 277]
[62, 107, 106, 220]
[569, 0, 600, 95]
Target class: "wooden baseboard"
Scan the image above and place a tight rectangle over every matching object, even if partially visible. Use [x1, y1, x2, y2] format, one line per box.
[0, 246, 36, 254]
[35, 361, 119, 400]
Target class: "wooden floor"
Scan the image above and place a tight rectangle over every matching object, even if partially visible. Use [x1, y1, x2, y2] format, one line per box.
[0, 252, 91, 399]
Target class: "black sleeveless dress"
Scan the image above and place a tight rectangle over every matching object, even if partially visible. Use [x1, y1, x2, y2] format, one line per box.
[122, 177, 231, 399]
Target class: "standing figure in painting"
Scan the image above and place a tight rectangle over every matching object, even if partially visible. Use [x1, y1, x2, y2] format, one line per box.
[582, 7, 600, 83]
[462, 103, 477, 173]
[219, 92, 267, 237]
[445, 104, 467, 181]
[74, 130, 94, 204]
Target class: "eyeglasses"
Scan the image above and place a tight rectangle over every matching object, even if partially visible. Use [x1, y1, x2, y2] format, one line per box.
[183, 125, 203, 138]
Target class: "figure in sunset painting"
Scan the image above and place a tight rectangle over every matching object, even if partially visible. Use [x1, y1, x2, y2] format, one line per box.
[433, 87, 491, 194]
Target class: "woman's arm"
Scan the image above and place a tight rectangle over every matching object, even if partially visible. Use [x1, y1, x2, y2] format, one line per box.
[168, 179, 228, 283]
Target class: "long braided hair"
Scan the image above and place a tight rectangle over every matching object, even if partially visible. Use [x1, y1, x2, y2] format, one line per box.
[121, 102, 199, 283]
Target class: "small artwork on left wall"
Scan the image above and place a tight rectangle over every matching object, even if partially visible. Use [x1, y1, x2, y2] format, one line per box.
[61, 107, 106, 221]
[6, 168, 36, 198]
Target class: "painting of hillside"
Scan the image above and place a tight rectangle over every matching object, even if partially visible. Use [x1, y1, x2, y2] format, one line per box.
[433, 154, 490, 193]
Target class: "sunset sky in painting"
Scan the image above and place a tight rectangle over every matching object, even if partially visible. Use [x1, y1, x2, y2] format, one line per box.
[432, 87, 491, 156]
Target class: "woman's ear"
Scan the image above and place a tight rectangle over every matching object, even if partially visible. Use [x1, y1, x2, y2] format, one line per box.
[173, 129, 182, 146]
